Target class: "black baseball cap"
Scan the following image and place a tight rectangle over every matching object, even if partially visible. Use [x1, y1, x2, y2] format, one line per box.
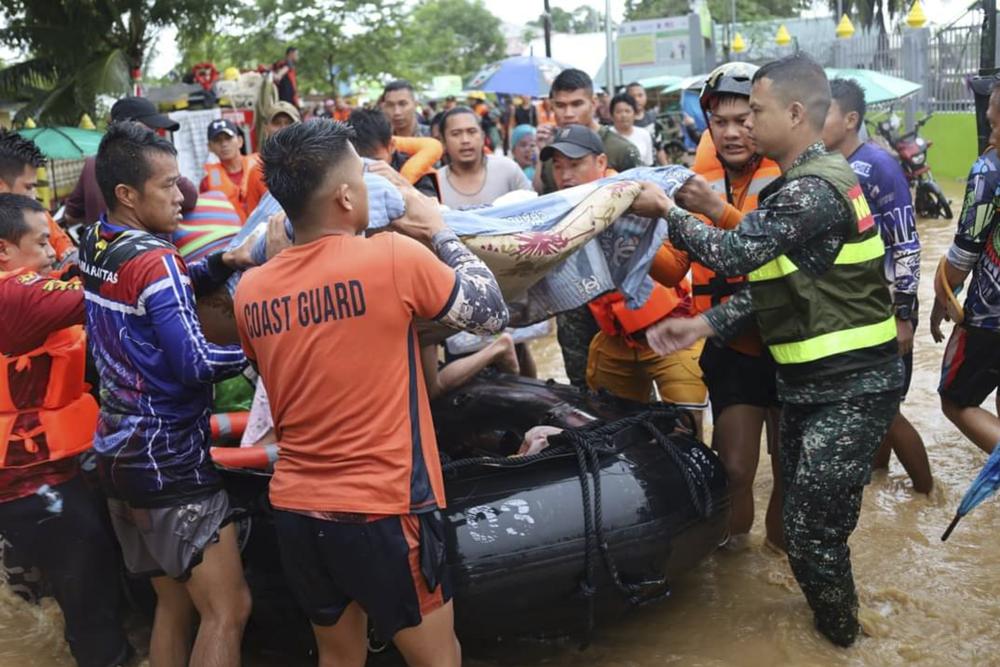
[207, 119, 240, 140]
[110, 96, 180, 132]
[540, 124, 605, 161]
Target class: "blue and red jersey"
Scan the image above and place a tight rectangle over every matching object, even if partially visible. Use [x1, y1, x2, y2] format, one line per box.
[848, 142, 920, 312]
[948, 148, 1000, 331]
[79, 217, 245, 506]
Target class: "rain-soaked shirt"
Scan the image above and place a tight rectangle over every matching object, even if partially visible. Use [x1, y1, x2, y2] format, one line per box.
[666, 142, 903, 403]
[947, 148, 1000, 331]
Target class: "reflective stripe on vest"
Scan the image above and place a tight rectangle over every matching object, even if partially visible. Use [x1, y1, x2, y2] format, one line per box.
[746, 150, 895, 370]
[767, 315, 897, 365]
[748, 234, 886, 282]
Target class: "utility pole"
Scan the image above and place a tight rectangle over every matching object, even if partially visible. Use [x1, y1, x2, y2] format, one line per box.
[544, 0, 552, 58]
[605, 0, 615, 93]
[977, 0, 997, 153]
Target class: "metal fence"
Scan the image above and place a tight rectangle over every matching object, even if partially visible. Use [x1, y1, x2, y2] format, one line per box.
[712, 13, 982, 113]
[833, 29, 904, 76]
[928, 17, 981, 112]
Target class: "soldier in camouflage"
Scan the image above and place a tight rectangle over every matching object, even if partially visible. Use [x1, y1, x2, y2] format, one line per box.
[633, 54, 902, 647]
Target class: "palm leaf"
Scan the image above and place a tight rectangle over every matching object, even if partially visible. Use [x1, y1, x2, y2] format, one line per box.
[0, 58, 59, 97]
[72, 49, 131, 105]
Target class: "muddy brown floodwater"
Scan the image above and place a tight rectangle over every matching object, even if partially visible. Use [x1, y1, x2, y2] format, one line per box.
[3, 185, 999, 666]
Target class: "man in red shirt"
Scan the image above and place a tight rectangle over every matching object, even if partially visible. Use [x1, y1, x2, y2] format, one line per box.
[235, 120, 507, 666]
[0, 193, 130, 666]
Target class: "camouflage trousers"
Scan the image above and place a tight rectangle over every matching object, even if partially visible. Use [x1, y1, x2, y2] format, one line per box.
[780, 390, 900, 647]
[556, 306, 600, 387]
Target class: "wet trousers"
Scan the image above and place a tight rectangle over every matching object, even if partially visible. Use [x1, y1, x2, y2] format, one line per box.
[780, 390, 899, 647]
[556, 305, 600, 387]
[0, 475, 129, 667]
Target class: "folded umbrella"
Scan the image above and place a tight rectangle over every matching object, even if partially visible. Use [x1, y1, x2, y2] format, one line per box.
[941, 443, 1000, 541]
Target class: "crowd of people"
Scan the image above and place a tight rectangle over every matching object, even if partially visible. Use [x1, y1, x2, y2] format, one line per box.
[2, 47, 1000, 667]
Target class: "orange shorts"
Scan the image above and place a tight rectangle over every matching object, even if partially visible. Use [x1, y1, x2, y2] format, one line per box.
[586, 331, 708, 408]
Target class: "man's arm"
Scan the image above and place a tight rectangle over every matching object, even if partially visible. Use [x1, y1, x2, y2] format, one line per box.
[429, 229, 509, 334]
[393, 137, 443, 185]
[701, 287, 755, 341]
[930, 156, 997, 341]
[391, 189, 508, 335]
[660, 177, 848, 276]
[144, 252, 246, 387]
[6, 273, 84, 343]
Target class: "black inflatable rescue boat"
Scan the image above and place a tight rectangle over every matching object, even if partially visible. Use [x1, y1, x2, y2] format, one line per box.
[212, 374, 730, 648]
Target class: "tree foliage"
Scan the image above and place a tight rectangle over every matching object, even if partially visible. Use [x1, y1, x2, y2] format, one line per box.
[180, 0, 505, 93]
[0, 0, 227, 122]
[177, 0, 409, 94]
[396, 0, 506, 83]
[624, 0, 811, 23]
[529, 5, 606, 34]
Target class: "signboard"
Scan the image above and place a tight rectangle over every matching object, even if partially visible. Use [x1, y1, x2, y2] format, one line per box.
[431, 75, 463, 98]
[617, 16, 692, 67]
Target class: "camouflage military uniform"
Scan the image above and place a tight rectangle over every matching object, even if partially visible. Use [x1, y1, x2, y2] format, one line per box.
[665, 142, 903, 647]
[556, 306, 600, 387]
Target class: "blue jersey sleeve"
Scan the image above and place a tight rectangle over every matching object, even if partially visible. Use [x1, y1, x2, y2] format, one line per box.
[144, 253, 246, 387]
[949, 150, 1000, 273]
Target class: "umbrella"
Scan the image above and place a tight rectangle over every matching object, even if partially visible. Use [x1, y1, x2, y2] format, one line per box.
[824, 68, 922, 105]
[466, 55, 571, 98]
[941, 442, 1000, 541]
[17, 126, 104, 160]
[636, 74, 684, 90]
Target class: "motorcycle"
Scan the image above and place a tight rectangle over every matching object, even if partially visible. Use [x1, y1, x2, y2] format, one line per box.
[869, 109, 953, 219]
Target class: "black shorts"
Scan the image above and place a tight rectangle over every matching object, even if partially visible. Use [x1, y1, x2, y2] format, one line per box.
[939, 324, 1000, 407]
[699, 341, 780, 421]
[273, 509, 452, 640]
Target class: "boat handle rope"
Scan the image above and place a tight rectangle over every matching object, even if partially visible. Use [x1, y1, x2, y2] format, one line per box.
[442, 406, 716, 644]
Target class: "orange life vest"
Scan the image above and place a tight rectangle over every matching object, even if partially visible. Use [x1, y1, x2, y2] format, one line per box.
[690, 132, 781, 356]
[589, 279, 691, 348]
[0, 274, 97, 468]
[202, 154, 259, 222]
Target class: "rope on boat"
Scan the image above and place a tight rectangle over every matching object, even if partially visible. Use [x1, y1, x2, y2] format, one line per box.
[441, 405, 716, 644]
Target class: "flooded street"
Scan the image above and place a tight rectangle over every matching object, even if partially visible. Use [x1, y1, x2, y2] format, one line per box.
[3, 189, 1000, 666]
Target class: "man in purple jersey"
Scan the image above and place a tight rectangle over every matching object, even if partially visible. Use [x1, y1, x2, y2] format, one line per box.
[81, 122, 259, 666]
[823, 78, 932, 493]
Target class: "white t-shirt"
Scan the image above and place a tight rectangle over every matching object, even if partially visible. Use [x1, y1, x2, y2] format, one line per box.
[610, 125, 654, 167]
[438, 155, 533, 209]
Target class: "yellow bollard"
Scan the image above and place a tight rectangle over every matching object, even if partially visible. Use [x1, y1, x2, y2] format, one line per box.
[906, 0, 927, 28]
[836, 14, 856, 39]
[775, 24, 792, 46]
[35, 164, 52, 211]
